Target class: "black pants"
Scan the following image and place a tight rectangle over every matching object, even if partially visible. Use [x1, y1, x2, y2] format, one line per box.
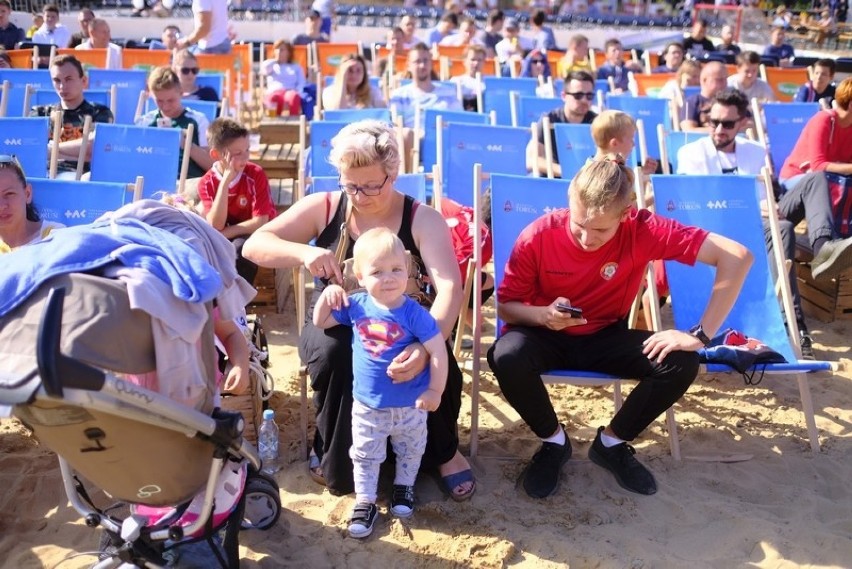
[763, 218, 807, 330]
[487, 322, 699, 442]
[231, 237, 258, 285]
[298, 321, 463, 496]
[778, 172, 836, 245]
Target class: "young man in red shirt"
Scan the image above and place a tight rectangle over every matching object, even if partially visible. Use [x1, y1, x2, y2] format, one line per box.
[778, 77, 852, 281]
[197, 117, 277, 284]
[487, 156, 752, 498]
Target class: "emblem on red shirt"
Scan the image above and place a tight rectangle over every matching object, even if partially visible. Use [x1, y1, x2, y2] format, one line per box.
[238, 195, 248, 208]
[600, 262, 618, 280]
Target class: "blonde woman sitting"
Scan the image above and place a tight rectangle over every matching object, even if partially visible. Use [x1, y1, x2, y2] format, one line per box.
[322, 53, 386, 111]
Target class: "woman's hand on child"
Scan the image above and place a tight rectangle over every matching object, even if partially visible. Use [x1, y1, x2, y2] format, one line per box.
[387, 342, 428, 383]
[415, 388, 442, 412]
[320, 284, 349, 310]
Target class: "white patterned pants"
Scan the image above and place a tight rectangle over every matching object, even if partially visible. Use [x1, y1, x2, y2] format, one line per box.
[350, 399, 428, 504]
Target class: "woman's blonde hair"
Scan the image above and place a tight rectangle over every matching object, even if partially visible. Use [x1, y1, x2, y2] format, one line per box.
[325, 54, 373, 110]
[569, 154, 635, 216]
[352, 227, 408, 275]
[329, 120, 401, 177]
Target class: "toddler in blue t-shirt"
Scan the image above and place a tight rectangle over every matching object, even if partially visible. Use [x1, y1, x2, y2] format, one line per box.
[313, 227, 448, 539]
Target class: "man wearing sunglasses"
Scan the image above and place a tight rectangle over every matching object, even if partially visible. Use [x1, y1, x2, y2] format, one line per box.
[676, 88, 830, 359]
[526, 70, 597, 178]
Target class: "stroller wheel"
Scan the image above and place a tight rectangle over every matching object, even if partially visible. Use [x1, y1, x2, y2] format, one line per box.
[241, 475, 281, 531]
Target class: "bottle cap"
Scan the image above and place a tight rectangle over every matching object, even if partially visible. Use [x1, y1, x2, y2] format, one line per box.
[263, 409, 275, 420]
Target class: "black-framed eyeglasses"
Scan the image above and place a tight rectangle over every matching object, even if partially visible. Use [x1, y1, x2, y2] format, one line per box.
[338, 174, 389, 196]
[709, 118, 739, 129]
[180, 67, 200, 75]
[565, 92, 595, 101]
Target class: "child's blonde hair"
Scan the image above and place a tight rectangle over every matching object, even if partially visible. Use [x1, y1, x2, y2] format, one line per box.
[591, 110, 636, 151]
[352, 227, 408, 275]
[570, 153, 635, 216]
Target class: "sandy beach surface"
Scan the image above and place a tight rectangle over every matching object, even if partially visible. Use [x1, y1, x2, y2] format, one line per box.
[2, 296, 851, 569]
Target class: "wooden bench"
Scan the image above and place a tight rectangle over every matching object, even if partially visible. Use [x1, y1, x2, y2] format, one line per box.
[795, 240, 852, 322]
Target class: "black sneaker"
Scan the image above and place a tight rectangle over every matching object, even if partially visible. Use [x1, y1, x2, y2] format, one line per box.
[811, 236, 852, 281]
[390, 485, 415, 518]
[521, 428, 572, 499]
[588, 427, 657, 495]
[348, 502, 378, 538]
[799, 331, 815, 360]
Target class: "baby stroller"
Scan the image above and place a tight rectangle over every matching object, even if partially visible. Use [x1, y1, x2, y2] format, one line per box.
[0, 205, 282, 568]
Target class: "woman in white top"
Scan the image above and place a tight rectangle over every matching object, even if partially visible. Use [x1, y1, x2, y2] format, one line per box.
[261, 40, 307, 116]
[321, 53, 385, 111]
[0, 158, 64, 254]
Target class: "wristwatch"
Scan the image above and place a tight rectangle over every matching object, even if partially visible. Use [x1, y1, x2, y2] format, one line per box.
[688, 324, 712, 347]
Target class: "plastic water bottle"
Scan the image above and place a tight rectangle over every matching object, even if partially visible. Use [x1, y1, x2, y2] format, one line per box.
[258, 409, 281, 475]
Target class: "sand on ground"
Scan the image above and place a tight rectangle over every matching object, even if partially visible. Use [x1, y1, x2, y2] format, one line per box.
[2, 293, 852, 569]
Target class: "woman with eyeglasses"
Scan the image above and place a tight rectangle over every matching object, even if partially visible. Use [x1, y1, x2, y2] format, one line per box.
[520, 49, 554, 97]
[172, 49, 219, 102]
[322, 54, 385, 112]
[243, 120, 476, 502]
[261, 40, 306, 117]
[0, 158, 64, 254]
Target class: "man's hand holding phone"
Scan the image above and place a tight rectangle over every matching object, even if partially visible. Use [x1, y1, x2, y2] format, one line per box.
[542, 298, 587, 330]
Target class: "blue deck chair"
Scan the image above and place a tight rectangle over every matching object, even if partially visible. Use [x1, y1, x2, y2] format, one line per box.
[758, 102, 819, 175]
[29, 177, 138, 226]
[438, 123, 529, 207]
[0, 117, 50, 178]
[195, 73, 226, 100]
[88, 69, 147, 125]
[143, 98, 220, 123]
[308, 173, 427, 203]
[652, 174, 834, 452]
[606, 94, 670, 163]
[29, 89, 113, 110]
[322, 108, 392, 122]
[657, 126, 706, 174]
[552, 123, 596, 180]
[298, 120, 348, 199]
[472, 173, 679, 458]
[512, 94, 562, 128]
[482, 77, 538, 126]
[419, 108, 491, 179]
[89, 124, 182, 199]
[0, 69, 52, 117]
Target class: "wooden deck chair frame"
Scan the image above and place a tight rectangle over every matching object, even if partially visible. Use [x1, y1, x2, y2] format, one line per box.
[652, 170, 839, 453]
[468, 167, 680, 459]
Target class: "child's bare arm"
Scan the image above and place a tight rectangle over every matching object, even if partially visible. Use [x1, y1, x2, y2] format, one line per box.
[312, 284, 348, 329]
[415, 333, 448, 412]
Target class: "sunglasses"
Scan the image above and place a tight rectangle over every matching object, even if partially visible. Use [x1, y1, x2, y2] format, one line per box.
[180, 67, 200, 75]
[338, 174, 389, 196]
[531, 59, 546, 64]
[709, 118, 739, 129]
[565, 92, 595, 101]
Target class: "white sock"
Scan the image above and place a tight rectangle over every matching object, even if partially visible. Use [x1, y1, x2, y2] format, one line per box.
[542, 426, 566, 446]
[600, 431, 624, 448]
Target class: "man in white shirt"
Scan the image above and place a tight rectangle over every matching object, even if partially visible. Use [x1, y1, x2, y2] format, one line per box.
[178, 0, 230, 54]
[676, 88, 815, 358]
[494, 18, 532, 65]
[32, 4, 71, 48]
[439, 17, 484, 47]
[726, 51, 775, 103]
[389, 43, 462, 170]
[75, 18, 122, 69]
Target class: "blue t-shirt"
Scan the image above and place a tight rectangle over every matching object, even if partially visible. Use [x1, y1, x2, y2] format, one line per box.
[333, 292, 441, 409]
[597, 63, 629, 91]
[763, 43, 794, 62]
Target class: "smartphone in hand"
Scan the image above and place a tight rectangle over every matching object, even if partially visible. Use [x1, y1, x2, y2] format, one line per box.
[555, 303, 583, 317]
